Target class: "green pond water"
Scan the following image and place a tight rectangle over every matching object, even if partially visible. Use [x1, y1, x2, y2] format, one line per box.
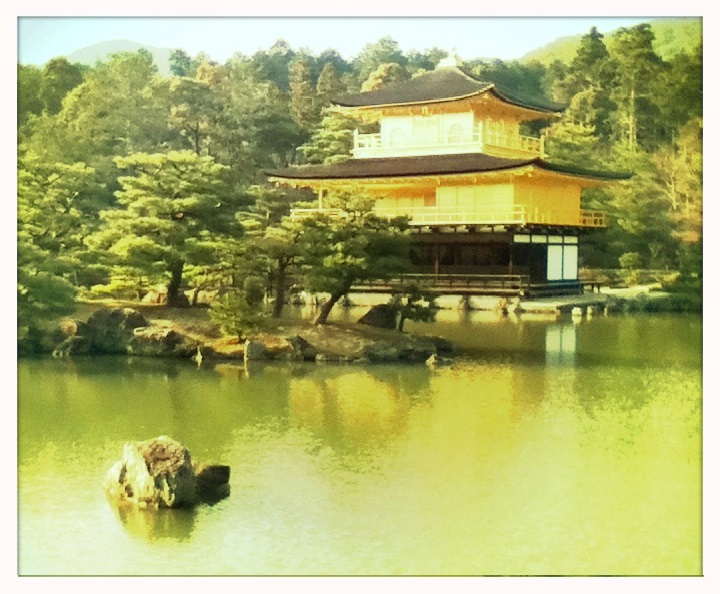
[17, 310, 702, 576]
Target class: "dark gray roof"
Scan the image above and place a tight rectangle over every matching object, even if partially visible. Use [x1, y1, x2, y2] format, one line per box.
[265, 153, 630, 181]
[333, 66, 565, 113]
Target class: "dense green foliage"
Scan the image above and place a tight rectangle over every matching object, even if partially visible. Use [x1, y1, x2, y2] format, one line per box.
[86, 151, 235, 306]
[296, 193, 411, 324]
[17, 19, 702, 338]
[520, 18, 701, 65]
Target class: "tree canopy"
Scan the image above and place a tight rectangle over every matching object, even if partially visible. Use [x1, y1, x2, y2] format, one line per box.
[86, 151, 234, 305]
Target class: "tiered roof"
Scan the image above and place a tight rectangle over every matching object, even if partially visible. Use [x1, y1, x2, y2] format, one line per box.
[266, 153, 630, 183]
[265, 57, 629, 185]
[333, 60, 565, 115]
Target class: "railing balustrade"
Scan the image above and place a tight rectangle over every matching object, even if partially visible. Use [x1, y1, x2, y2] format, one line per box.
[290, 205, 606, 228]
[290, 208, 346, 221]
[352, 127, 544, 158]
[355, 273, 531, 292]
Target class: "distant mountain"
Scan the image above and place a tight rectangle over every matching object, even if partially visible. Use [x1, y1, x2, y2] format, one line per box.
[519, 18, 702, 65]
[58, 18, 702, 78]
[66, 39, 173, 75]
[519, 33, 583, 65]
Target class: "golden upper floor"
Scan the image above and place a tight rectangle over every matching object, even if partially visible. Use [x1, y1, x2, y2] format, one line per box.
[266, 152, 630, 230]
[333, 56, 563, 160]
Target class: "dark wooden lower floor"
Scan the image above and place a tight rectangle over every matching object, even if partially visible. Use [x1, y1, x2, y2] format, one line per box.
[377, 228, 586, 296]
[354, 273, 584, 297]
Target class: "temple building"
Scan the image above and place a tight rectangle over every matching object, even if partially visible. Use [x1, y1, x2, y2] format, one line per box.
[266, 56, 628, 297]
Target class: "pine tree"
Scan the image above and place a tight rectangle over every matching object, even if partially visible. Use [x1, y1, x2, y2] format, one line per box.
[87, 151, 234, 306]
[608, 24, 665, 151]
[556, 27, 616, 141]
[361, 63, 410, 92]
[289, 58, 319, 129]
[297, 111, 360, 164]
[315, 62, 346, 114]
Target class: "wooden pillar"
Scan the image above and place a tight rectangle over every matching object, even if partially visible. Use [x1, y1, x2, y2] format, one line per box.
[434, 240, 440, 279]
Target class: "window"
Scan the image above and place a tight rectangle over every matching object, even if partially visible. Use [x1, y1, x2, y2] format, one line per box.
[389, 128, 405, 147]
[547, 245, 564, 280]
[546, 243, 579, 281]
[563, 245, 578, 280]
[447, 123, 465, 144]
[413, 116, 439, 145]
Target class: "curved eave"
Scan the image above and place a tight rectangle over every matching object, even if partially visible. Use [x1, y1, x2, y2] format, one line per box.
[333, 86, 563, 119]
[487, 88, 565, 116]
[265, 154, 539, 187]
[266, 154, 630, 186]
[266, 169, 534, 188]
[535, 161, 633, 183]
[332, 85, 493, 110]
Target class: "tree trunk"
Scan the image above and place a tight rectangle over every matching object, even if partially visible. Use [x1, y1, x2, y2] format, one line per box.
[166, 261, 186, 307]
[397, 312, 407, 333]
[628, 85, 637, 152]
[272, 261, 287, 318]
[313, 291, 343, 325]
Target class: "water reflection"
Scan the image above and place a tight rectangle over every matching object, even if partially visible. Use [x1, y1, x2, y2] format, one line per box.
[17, 311, 702, 575]
[545, 322, 577, 367]
[287, 368, 424, 452]
[110, 501, 198, 541]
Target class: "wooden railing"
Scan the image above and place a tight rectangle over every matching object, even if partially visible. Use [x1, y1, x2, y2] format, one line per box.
[290, 208, 345, 221]
[355, 273, 532, 295]
[482, 130, 543, 155]
[580, 210, 607, 228]
[290, 205, 606, 228]
[374, 204, 528, 225]
[353, 127, 544, 158]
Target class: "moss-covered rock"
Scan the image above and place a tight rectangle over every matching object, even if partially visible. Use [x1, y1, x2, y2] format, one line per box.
[103, 436, 230, 509]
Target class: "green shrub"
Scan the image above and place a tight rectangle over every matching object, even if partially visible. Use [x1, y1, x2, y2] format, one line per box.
[209, 290, 267, 341]
[619, 252, 643, 270]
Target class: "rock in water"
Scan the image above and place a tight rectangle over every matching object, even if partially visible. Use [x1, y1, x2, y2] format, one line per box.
[194, 463, 232, 503]
[104, 436, 205, 508]
[357, 304, 398, 330]
[244, 339, 266, 360]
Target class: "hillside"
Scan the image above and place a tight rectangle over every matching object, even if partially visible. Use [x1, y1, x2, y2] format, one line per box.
[66, 39, 173, 75]
[50, 18, 702, 76]
[520, 18, 701, 65]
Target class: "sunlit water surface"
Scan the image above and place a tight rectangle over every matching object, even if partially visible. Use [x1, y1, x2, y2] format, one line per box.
[18, 310, 702, 576]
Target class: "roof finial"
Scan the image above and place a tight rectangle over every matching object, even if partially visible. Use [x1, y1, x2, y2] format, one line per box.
[436, 51, 462, 70]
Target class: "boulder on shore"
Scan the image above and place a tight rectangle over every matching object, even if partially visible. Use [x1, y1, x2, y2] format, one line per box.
[52, 307, 200, 359]
[103, 436, 230, 509]
[128, 325, 197, 357]
[357, 304, 398, 330]
[53, 307, 149, 357]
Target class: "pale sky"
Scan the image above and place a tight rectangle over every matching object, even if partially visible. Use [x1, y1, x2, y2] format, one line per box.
[17, 15, 677, 67]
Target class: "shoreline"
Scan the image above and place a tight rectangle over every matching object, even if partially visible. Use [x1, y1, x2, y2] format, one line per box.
[20, 302, 456, 364]
[18, 283, 701, 360]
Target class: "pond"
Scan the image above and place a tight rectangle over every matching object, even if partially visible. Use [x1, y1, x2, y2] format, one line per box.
[17, 310, 702, 576]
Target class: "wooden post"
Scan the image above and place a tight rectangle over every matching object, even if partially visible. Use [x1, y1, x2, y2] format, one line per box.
[508, 242, 514, 276]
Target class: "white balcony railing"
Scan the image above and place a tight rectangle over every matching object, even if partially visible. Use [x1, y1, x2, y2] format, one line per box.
[291, 205, 606, 228]
[353, 126, 545, 159]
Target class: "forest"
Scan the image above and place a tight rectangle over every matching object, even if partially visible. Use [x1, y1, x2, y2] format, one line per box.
[17, 23, 702, 345]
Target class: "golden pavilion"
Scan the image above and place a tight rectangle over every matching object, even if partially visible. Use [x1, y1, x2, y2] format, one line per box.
[266, 56, 628, 296]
